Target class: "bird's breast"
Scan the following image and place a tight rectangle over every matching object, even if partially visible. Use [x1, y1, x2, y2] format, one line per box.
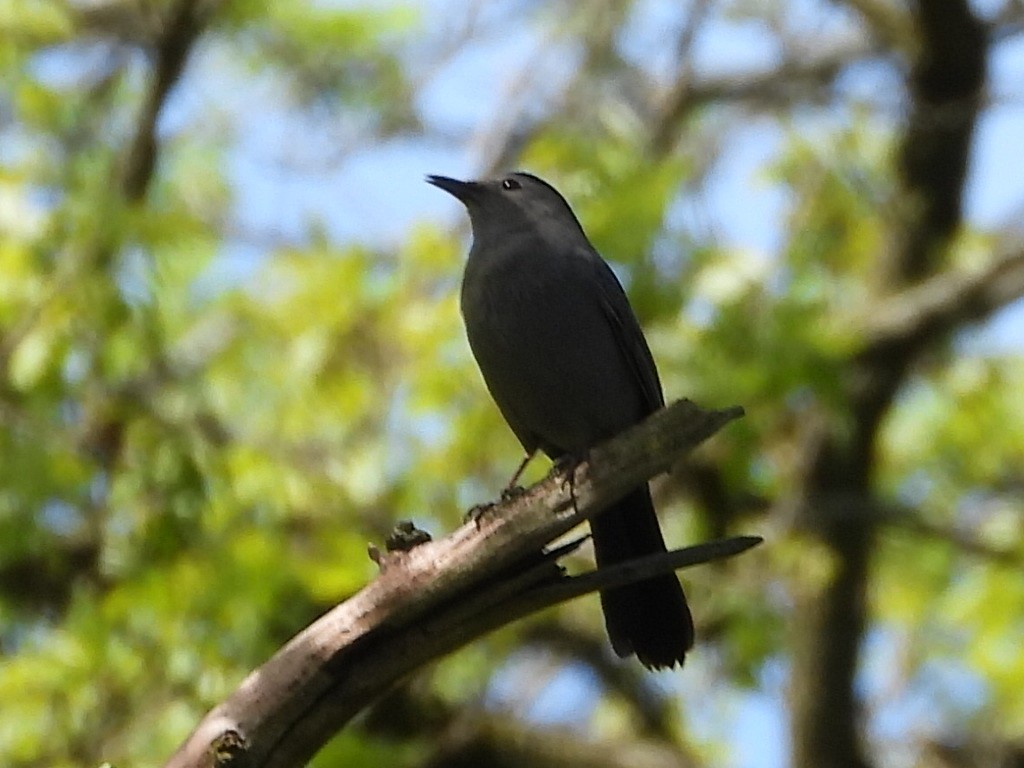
[460, 244, 573, 344]
[459, 243, 644, 453]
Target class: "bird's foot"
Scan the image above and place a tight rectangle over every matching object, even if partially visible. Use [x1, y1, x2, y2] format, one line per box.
[552, 452, 589, 514]
[464, 501, 496, 528]
[504, 449, 539, 492]
[500, 484, 528, 502]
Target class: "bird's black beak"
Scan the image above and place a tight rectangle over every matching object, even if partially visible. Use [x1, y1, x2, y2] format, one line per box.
[426, 174, 482, 203]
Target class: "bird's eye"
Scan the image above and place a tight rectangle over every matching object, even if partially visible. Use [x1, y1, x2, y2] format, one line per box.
[501, 178, 521, 191]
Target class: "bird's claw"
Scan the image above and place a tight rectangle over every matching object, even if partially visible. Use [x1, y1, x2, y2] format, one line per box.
[500, 484, 528, 501]
[464, 501, 496, 527]
[552, 452, 588, 514]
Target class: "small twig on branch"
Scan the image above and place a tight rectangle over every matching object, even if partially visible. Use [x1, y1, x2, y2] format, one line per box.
[164, 399, 753, 768]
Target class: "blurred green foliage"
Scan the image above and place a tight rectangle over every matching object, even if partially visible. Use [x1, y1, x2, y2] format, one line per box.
[1, 1, 1022, 767]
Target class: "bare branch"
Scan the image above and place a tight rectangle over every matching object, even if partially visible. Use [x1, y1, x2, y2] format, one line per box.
[164, 400, 753, 768]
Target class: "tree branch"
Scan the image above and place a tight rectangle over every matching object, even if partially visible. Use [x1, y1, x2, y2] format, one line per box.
[857, 243, 1024, 360]
[164, 400, 755, 768]
[519, 620, 680, 738]
[422, 714, 699, 768]
[121, 0, 216, 201]
[651, 37, 879, 153]
[892, 0, 987, 282]
[789, 5, 990, 768]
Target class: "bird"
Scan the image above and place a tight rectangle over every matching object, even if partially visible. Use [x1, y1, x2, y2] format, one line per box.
[427, 170, 694, 669]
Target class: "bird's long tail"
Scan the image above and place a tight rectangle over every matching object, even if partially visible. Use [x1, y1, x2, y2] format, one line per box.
[590, 485, 694, 669]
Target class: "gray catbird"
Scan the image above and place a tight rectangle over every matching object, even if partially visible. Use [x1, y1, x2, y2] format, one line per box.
[427, 171, 694, 669]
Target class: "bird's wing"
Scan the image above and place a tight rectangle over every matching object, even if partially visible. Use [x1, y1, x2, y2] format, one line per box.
[585, 248, 666, 413]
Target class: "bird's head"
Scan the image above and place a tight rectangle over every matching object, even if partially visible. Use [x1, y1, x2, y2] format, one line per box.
[427, 171, 586, 246]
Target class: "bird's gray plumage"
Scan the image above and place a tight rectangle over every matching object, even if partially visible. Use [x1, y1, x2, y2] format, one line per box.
[428, 171, 693, 669]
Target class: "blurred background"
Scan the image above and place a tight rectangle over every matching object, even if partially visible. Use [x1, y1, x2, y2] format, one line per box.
[2, 0, 1024, 766]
